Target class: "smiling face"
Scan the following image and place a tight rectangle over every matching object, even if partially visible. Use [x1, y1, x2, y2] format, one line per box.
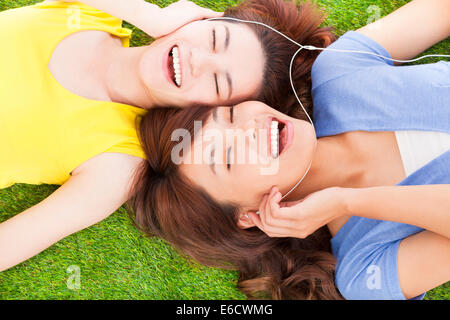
[179, 101, 317, 211]
[138, 20, 265, 108]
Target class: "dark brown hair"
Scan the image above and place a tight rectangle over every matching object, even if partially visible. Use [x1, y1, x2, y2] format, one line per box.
[224, 0, 335, 119]
[128, 106, 341, 299]
[128, 0, 341, 299]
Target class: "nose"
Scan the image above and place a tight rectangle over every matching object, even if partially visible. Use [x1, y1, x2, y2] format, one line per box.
[190, 48, 221, 77]
[224, 118, 258, 145]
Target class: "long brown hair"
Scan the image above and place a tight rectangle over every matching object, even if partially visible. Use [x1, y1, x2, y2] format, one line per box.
[128, 106, 342, 299]
[128, 0, 342, 299]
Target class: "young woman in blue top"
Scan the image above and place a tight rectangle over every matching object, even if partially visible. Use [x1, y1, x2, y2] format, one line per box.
[128, 0, 450, 299]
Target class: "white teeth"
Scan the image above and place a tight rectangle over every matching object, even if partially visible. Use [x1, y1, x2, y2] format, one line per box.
[172, 46, 179, 57]
[171, 47, 181, 87]
[271, 120, 279, 158]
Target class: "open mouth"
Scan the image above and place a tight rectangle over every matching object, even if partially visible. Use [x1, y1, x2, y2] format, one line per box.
[270, 118, 288, 159]
[168, 45, 182, 87]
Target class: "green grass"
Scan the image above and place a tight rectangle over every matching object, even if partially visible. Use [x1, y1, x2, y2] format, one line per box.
[0, 0, 449, 300]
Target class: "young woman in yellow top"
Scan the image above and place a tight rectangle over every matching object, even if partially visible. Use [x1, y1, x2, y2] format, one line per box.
[0, 0, 336, 271]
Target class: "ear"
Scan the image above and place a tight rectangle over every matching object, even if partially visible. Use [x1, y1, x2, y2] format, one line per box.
[237, 208, 257, 229]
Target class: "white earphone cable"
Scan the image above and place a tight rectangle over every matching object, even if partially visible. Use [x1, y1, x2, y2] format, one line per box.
[207, 17, 449, 200]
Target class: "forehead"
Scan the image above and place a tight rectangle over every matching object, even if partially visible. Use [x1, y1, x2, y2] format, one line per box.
[205, 20, 266, 103]
[183, 110, 222, 163]
[178, 119, 221, 196]
[178, 108, 225, 170]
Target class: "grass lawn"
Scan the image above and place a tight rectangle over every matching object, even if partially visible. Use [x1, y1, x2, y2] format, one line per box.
[0, 0, 449, 300]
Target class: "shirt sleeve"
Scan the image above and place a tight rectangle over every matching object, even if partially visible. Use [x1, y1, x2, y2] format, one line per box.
[311, 30, 394, 90]
[334, 238, 426, 300]
[106, 141, 147, 160]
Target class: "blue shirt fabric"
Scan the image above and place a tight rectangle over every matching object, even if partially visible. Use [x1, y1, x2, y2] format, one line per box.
[312, 31, 450, 138]
[310, 31, 450, 300]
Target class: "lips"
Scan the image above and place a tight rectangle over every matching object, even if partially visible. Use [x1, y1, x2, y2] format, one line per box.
[163, 46, 174, 86]
[163, 45, 182, 88]
[265, 116, 294, 158]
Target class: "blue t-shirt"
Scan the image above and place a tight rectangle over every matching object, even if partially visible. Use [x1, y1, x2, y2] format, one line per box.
[312, 31, 450, 138]
[311, 31, 450, 300]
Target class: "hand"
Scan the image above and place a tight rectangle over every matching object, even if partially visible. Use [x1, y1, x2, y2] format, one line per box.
[144, 0, 223, 38]
[248, 186, 350, 239]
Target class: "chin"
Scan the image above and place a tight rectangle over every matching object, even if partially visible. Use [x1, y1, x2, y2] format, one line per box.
[284, 121, 316, 168]
[293, 118, 316, 145]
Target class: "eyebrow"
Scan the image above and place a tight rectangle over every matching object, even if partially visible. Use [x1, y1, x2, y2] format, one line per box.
[224, 25, 233, 100]
[214, 73, 219, 97]
[226, 146, 232, 170]
[212, 107, 218, 122]
[209, 146, 216, 175]
[226, 72, 233, 100]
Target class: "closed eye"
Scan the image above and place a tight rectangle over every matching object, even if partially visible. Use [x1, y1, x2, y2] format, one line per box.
[214, 73, 219, 96]
[230, 106, 234, 123]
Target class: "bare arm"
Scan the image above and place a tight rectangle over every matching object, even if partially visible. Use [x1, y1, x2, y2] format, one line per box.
[398, 231, 450, 299]
[44, 0, 160, 31]
[0, 153, 143, 272]
[253, 184, 450, 299]
[347, 185, 450, 239]
[43, 0, 222, 38]
[357, 0, 450, 63]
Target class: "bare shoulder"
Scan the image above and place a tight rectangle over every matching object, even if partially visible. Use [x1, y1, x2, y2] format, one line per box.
[71, 152, 145, 185]
[71, 152, 145, 171]
[66, 152, 145, 212]
[71, 152, 145, 176]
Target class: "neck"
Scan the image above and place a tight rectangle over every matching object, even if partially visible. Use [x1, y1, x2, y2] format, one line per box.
[283, 134, 367, 237]
[284, 134, 366, 202]
[100, 41, 154, 109]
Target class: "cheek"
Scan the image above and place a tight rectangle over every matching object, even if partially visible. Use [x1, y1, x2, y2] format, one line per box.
[187, 79, 213, 102]
[234, 70, 262, 100]
[231, 164, 279, 207]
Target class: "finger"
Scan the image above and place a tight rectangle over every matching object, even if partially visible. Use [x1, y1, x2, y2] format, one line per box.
[204, 9, 224, 17]
[265, 187, 281, 222]
[261, 190, 297, 230]
[269, 191, 298, 221]
[269, 190, 282, 215]
[248, 212, 292, 238]
[257, 193, 269, 223]
[195, 9, 224, 21]
[266, 189, 280, 221]
[279, 199, 304, 208]
[182, 1, 223, 18]
[263, 187, 277, 222]
[261, 188, 276, 227]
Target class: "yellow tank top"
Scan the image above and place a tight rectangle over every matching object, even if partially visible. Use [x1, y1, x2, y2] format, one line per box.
[0, 1, 148, 189]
